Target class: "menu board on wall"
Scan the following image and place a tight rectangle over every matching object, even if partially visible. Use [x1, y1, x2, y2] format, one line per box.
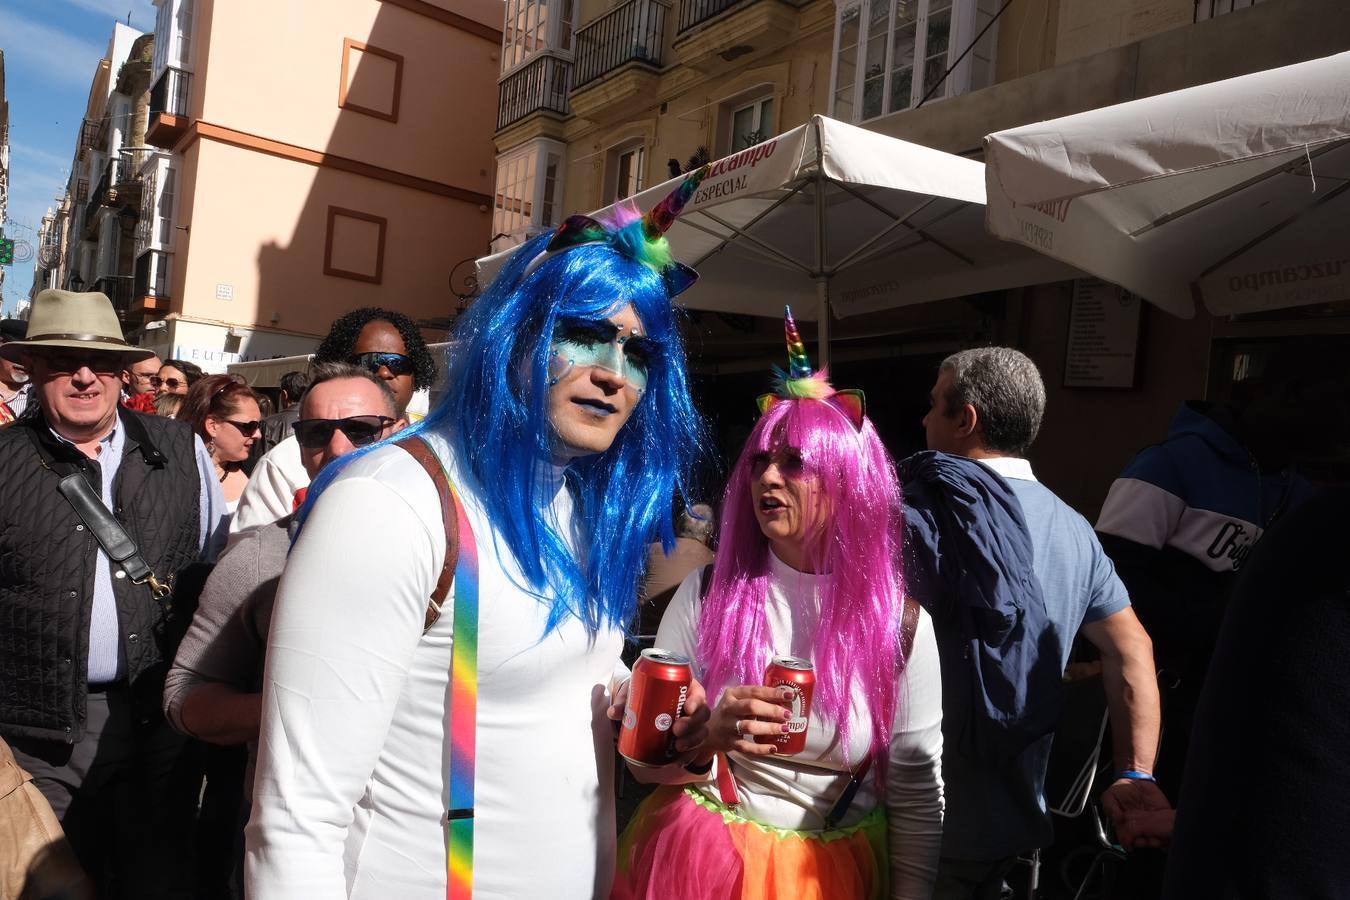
[1063, 278, 1144, 389]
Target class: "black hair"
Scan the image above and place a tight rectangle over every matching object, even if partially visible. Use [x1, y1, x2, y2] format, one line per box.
[313, 307, 437, 390]
[279, 370, 311, 405]
[160, 359, 205, 386]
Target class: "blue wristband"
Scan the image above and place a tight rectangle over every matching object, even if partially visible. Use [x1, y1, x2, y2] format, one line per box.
[1114, 769, 1156, 782]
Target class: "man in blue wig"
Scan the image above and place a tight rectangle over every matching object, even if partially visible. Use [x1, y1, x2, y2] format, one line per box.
[246, 169, 713, 899]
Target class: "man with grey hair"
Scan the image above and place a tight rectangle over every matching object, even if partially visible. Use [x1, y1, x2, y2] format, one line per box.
[911, 346, 1168, 899]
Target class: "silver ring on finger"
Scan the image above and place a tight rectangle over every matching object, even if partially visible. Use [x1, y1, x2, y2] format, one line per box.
[735, 719, 747, 738]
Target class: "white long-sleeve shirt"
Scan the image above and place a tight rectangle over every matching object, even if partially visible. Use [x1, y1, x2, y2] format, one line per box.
[230, 434, 308, 533]
[245, 432, 624, 899]
[653, 555, 945, 899]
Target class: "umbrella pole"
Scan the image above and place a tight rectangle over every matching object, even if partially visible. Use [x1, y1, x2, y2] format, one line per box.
[814, 154, 831, 368]
[816, 276, 831, 369]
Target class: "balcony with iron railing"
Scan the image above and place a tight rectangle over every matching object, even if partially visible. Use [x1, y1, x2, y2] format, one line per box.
[573, 0, 667, 89]
[109, 151, 147, 211]
[78, 118, 104, 159]
[133, 247, 172, 311]
[677, 0, 743, 31]
[672, 0, 803, 71]
[147, 67, 192, 147]
[497, 54, 573, 131]
[95, 275, 133, 315]
[84, 162, 112, 236]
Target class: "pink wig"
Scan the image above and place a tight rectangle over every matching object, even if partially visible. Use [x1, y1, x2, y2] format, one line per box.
[697, 396, 906, 773]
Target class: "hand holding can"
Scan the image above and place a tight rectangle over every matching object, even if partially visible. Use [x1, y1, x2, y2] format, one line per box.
[761, 655, 815, 756]
[618, 649, 694, 766]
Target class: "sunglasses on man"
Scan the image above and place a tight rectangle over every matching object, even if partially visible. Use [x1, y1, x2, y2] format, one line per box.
[349, 352, 415, 377]
[293, 415, 396, 450]
[39, 350, 123, 377]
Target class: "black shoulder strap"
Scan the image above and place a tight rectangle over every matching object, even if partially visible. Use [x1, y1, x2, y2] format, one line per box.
[698, 562, 715, 601]
[395, 435, 460, 634]
[821, 594, 924, 829]
[56, 472, 172, 604]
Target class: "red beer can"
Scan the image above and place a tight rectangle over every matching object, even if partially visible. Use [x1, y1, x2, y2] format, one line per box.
[763, 655, 815, 755]
[619, 649, 693, 767]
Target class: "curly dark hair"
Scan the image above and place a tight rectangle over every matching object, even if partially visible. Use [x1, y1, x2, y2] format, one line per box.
[313, 307, 438, 390]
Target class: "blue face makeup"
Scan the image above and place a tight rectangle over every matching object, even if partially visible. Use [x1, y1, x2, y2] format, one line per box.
[549, 317, 653, 393]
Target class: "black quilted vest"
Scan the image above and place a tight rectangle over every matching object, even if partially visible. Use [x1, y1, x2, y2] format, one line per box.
[0, 408, 202, 742]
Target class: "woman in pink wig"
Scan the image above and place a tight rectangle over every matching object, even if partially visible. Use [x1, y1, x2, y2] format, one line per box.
[612, 308, 944, 899]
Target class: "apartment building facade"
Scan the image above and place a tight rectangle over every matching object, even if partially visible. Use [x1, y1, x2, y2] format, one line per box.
[491, 0, 1350, 511]
[138, 0, 502, 371]
[489, 0, 1005, 252]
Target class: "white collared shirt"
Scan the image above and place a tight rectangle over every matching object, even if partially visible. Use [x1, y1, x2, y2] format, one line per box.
[976, 455, 1037, 482]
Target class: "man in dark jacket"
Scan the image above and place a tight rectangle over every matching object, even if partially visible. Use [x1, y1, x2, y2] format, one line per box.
[257, 369, 310, 453]
[0, 289, 227, 898]
[912, 347, 1167, 900]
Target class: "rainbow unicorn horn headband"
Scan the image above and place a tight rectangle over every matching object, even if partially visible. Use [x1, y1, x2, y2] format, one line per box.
[518, 164, 710, 297]
[755, 306, 866, 430]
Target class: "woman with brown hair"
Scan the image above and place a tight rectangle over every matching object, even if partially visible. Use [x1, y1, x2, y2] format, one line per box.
[181, 374, 263, 520]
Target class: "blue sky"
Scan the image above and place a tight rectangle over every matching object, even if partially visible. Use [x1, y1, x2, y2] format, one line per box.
[2, 0, 157, 315]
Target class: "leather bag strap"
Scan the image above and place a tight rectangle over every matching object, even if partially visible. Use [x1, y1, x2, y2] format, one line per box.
[56, 472, 171, 602]
[395, 436, 460, 633]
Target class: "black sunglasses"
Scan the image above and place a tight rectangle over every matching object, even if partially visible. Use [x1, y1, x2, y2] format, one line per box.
[222, 419, 263, 436]
[160, 377, 186, 390]
[293, 415, 395, 449]
[40, 350, 122, 377]
[350, 352, 414, 377]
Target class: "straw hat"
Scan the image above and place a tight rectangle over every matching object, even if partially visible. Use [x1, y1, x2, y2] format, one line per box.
[0, 289, 154, 363]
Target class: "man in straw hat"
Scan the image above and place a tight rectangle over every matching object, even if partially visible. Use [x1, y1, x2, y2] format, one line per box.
[0, 289, 229, 898]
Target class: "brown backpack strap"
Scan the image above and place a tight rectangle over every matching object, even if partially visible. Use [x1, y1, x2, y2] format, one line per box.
[396, 435, 459, 633]
[899, 595, 921, 664]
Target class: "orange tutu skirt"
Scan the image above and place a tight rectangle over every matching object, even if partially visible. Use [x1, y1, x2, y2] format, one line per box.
[612, 785, 887, 900]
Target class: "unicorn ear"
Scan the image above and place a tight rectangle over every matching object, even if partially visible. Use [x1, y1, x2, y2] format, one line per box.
[829, 390, 867, 431]
[755, 393, 779, 416]
[662, 262, 699, 298]
[547, 215, 609, 253]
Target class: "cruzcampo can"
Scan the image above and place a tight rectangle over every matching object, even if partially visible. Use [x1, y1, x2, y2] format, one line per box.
[763, 655, 815, 755]
[619, 649, 693, 767]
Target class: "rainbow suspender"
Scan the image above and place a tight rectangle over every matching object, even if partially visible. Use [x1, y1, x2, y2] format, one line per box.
[445, 480, 479, 900]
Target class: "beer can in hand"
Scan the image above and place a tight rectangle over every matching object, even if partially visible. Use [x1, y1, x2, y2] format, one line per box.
[619, 648, 693, 767]
[763, 655, 815, 756]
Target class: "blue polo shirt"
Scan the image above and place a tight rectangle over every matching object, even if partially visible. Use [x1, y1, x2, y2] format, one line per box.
[940, 456, 1130, 861]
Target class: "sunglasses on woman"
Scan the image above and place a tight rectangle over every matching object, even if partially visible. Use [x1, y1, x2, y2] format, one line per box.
[293, 415, 396, 449]
[160, 377, 186, 390]
[349, 352, 415, 377]
[222, 419, 263, 436]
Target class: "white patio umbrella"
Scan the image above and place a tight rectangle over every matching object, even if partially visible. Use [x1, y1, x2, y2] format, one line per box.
[479, 115, 1070, 364]
[984, 50, 1350, 319]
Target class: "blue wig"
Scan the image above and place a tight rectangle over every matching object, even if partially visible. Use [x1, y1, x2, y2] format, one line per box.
[302, 231, 708, 638]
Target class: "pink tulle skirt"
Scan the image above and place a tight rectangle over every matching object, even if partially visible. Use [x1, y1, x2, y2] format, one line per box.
[612, 785, 887, 900]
